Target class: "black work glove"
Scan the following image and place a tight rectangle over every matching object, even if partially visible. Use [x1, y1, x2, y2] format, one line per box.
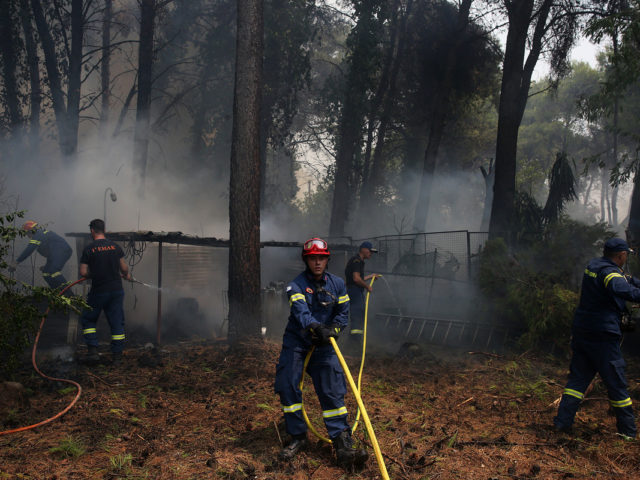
[330, 324, 342, 338]
[309, 323, 338, 346]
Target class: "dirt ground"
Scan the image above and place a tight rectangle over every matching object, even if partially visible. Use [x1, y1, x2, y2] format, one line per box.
[1, 338, 640, 480]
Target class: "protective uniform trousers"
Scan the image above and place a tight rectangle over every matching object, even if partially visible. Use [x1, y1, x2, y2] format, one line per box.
[554, 333, 636, 436]
[347, 285, 365, 334]
[275, 345, 349, 439]
[42, 248, 72, 289]
[81, 290, 126, 353]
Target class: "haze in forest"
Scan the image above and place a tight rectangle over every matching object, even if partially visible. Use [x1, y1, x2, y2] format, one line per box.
[2, 0, 640, 343]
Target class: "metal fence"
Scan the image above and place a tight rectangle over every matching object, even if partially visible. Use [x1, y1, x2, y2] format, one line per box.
[350, 231, 489, 283]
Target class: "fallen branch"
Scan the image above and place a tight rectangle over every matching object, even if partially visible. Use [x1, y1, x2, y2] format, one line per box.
[467, 351, 503, 358]
[456, 440, 555, 447]
[456, 396, 474, 408]
[548, 381, 596, 408]
[360, 437, 423, 476]
[274, 420, 283, 447]
[86, 371, 113, 387]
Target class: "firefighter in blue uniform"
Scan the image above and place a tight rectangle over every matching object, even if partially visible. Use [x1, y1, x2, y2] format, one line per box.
[554, 237, 640, 439]
[275, 238, 368, 468]
[79, 219, 131, 365]
[10, 220, 72, 289]
[344, 241, 379, 353]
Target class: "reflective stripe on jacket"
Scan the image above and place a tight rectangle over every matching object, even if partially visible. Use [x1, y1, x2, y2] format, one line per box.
[282, 270, 349, 349]
[573, 256, 640, 336]
[16, 230, 72, 263]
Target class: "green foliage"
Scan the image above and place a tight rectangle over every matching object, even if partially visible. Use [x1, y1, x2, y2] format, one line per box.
[0, 211, 87, 380]
[512, 191, 545, 245]
[479, 219, 613, 351]
[110, 453, 133, 472]
[543, 152, 577, 223]
[49, 436, 86, 458]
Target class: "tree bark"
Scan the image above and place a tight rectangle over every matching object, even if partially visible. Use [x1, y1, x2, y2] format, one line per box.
[133, 0, 156, 196]
[412, 0, 472, 232]
[228, 0, 263, 344]
[627, 171, 640, 248]
[31, 0, 75, 157]
[66, 0, 84, 157]
[100, 0, 112, 127]
[359, 0, 401, 209]
[329, 90, 363, 238]
[480, 159, 494, 231]
[488, 0, 552, 239]
[610, 31, 620, 227]
[329, 0, 382, 238]
[360, 0, 414, 220]
[0, 0, 23, 143]
[19, 0, 41, 151]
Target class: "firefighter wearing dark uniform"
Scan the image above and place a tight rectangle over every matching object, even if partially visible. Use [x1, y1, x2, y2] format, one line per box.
[275, 238, 368, 468]
[554, 237, 640, 439]
[11, 221, 72, 289]
[79, 219, 131, 365]
[344, 241, 379, 350]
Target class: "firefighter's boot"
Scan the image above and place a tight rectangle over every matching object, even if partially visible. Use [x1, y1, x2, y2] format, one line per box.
[333, 430, 368, 469]
[279, 433, 308, 461]
[111, 352, 123, 365]
[86, 345, 100, 364]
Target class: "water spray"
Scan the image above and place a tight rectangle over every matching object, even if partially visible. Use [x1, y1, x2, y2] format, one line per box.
[127, 275, 156, 289]
[378, 275, 402, 316]
[126, 275, 172, 294]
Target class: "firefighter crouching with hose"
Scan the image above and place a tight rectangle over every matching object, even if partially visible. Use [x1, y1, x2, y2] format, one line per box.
[9, 221, 73, 290]
[274, 238, 368, 468]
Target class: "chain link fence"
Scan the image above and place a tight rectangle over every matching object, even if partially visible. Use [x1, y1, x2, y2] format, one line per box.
[349, 231, 489, 283]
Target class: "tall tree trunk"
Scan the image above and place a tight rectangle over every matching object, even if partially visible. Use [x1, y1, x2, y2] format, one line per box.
[583, 174, 593, 211]
[329, 0, 383, 238]
[600, 169, 607, 222]
[31, 0, 73, 157]
[66, 0, 83, 157]
[480, 159, 494, 231]
[360, 0, 413, 218]
[627, 171, 640, 247]
[329, 91, 364, 238]
[100, 0, 112, 127]
[228, 0, 263, 344]
[0, 0, 23, 143]
[359, 0, 401, 208]
[412, 0, 472, 232]
[19, 0, 41, 152]
[610, 31, 620, 227]
[489, 0, 552, 239]
[133, 0, 155, 196]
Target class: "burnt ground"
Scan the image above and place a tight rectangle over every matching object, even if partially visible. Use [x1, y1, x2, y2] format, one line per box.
[1, 338, 640, 480]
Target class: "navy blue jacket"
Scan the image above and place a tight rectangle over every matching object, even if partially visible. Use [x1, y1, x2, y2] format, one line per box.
[573, 256, 640, 336]
[282, 270, 349, 349]
[17, 229, 71, 263]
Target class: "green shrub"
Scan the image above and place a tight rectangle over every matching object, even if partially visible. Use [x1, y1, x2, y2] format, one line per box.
[0, 211, 87, 379]
[49, 436, 86, 458]
[478, 218, 613, 351]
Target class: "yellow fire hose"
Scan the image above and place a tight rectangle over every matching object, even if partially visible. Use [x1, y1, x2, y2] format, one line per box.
[352, 275, 377, 432]
[330, 336, 389, 479]
[299, 276, 388, 478]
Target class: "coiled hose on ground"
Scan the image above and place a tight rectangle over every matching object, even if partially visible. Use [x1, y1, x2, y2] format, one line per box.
[0, 277, 86, 436]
